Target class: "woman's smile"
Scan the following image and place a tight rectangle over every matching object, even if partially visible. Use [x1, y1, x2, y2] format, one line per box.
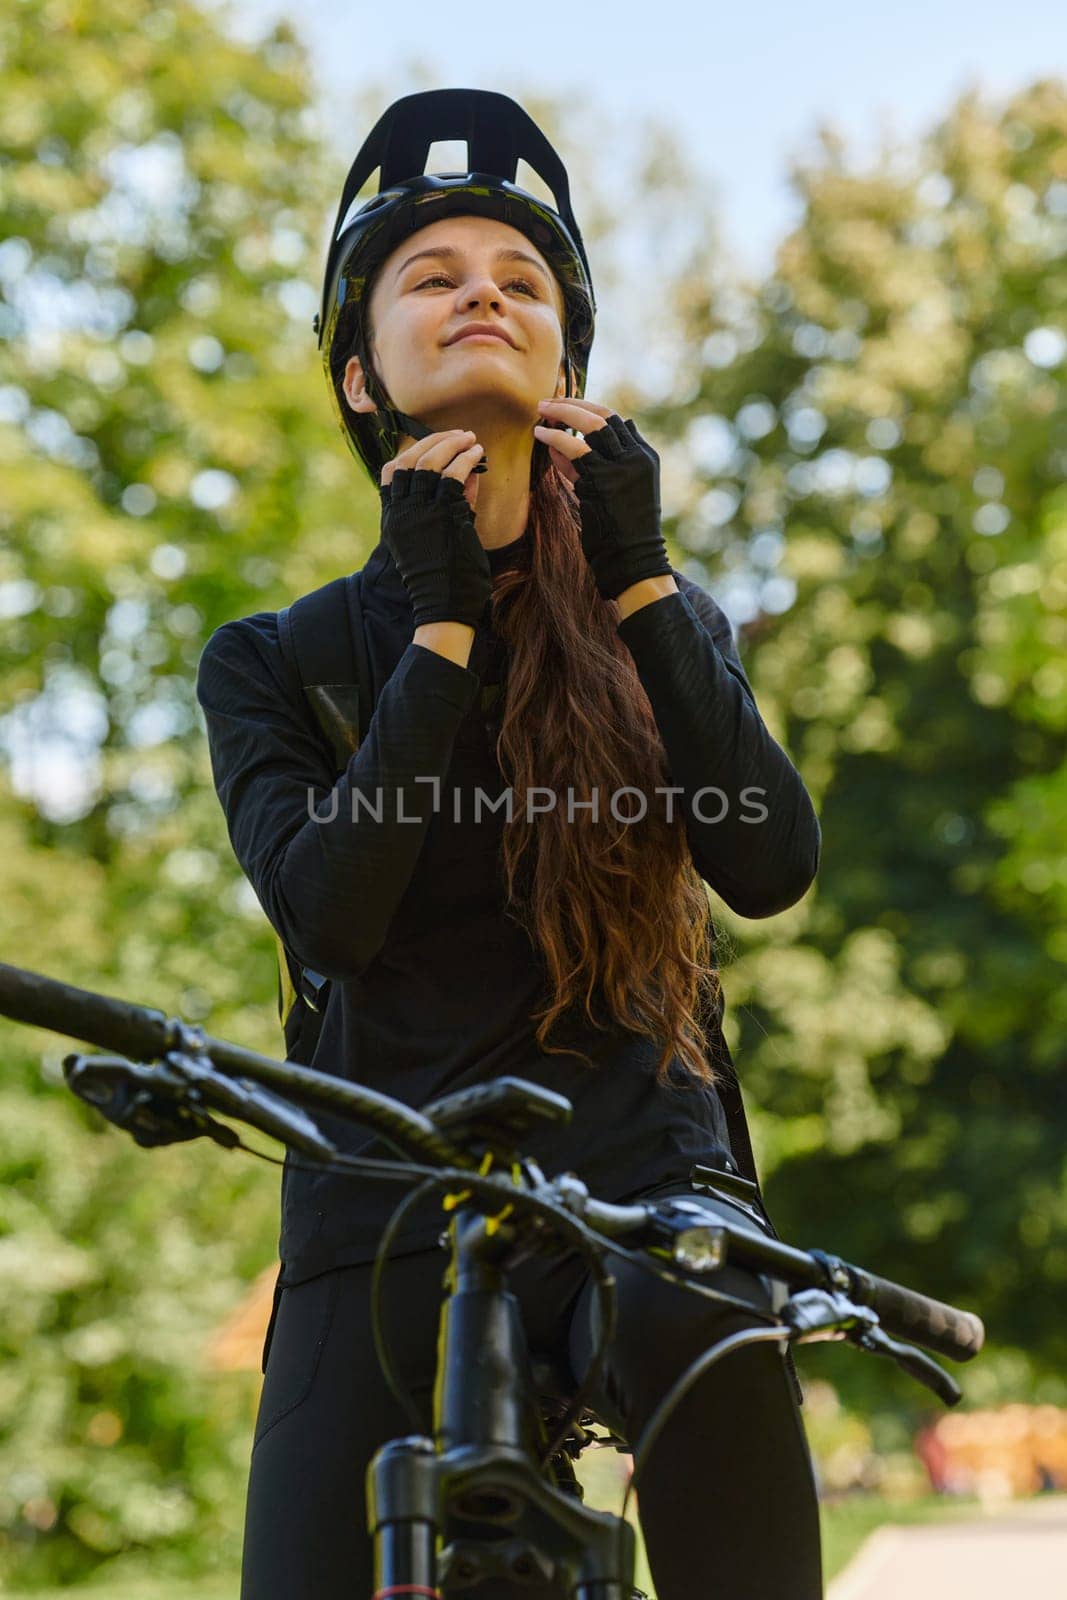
[446, 330, 516, 347]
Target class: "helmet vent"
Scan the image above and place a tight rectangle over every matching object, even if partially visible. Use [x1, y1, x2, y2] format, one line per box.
[515, 159, 555, 206]
[426, 139, 469, 174]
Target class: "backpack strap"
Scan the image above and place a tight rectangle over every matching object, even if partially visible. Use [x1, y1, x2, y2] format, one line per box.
[279, 571, 371, 769]
[274, 571, 370, 1053]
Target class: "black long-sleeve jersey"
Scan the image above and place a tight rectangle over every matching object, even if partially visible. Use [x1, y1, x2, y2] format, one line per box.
[195, 527, 820, 1285]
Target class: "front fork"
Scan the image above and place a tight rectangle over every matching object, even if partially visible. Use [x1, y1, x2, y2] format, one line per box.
[367, 1206, 636, 1599]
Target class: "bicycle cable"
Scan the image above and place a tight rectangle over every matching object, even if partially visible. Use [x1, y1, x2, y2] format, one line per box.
[613, 1321, 793, 1585]
[367, 1162, 625, 1460]
[213, 1129, 793, 1552]
[277, 1147, 785, 1323]
[283, 1146, 785, 1493]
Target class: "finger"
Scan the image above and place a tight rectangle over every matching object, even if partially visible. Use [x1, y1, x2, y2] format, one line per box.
[395, 428, 472, 462]
[533, 424, 592, 459]
[440, 442, 486, 481]
[411, 431, 479, 472]
[546, 442, 580, 485]
[382, 430, 472, 486]
[382, 441, 483, 489]
[538, 398, 614, 417]
[536, 399, 614, 426]
[391, 428, 470, 467]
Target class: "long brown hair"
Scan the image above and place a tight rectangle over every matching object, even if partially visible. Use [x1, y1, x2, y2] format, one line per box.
[486, 453, 724, 1093]
[331, 302, 724, 1093]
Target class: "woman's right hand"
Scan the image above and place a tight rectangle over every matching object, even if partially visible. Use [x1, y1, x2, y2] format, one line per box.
[379, 430, 492, 631]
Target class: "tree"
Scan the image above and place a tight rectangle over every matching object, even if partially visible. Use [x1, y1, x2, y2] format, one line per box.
[0, 0, 356, 1583]
[651, 79, 1067, 1410]
[0, 2, 731, 1581]
[4, 0, 1064, 1579]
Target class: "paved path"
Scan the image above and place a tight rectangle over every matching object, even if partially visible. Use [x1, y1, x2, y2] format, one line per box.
[827, 1496, 1067, 1599]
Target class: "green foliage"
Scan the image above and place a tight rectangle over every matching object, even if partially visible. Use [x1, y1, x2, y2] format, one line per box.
[2, 0, 1065, 1584]
[647, 80, 1067, 1412]
[0, 0, 371, 1584]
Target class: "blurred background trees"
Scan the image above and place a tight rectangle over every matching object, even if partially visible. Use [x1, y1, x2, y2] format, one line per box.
[1, 0, 348, 1583]
[642, 77, 1067, 1419]
[1, 0, 1064, 1584]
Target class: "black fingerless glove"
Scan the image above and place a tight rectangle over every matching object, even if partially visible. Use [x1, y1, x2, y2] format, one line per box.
[572, 414, 673, 601]
[379, 469, 493, 630]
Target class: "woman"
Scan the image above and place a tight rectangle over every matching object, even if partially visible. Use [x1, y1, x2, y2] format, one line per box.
[197, 90, 824, 1599]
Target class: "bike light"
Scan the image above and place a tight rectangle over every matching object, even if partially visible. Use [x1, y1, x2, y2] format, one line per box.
[672, 1225, 727, 1274]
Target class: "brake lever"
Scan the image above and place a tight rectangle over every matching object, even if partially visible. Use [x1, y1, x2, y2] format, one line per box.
[848, 1323, 962, 1407]
[161, 1050, 338, 1158]
[63, 1052, 239, 1149]
[780, 1287, 962, 1407]
[64, 1049, 338, 1161]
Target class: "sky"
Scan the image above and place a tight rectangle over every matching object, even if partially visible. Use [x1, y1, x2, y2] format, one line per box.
[9, 0, 1067, 818]
[215, 0, 1067, 280]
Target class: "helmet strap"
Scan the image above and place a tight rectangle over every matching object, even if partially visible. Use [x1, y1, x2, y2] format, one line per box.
[356, 339, 577, 477]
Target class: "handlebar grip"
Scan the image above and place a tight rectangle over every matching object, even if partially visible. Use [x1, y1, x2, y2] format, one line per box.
[0, 962, 171, 1061]
[851, 1265, 984, 1363]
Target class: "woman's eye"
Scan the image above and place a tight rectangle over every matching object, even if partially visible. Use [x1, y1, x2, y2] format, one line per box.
[415, 274, 538, 296]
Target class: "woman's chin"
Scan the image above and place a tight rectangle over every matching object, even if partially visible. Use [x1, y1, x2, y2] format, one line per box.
[417, 376, 542, 425]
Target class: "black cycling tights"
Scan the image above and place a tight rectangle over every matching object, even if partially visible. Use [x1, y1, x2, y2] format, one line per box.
[240, 1183, 824, 1599]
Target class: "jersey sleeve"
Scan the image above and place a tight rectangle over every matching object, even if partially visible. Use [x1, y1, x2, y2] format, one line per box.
[195, 614, 482, 980]
[614, 571, 821, 918]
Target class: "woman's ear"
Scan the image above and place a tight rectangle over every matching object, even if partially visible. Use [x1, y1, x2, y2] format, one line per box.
[343, 354, 378, 415]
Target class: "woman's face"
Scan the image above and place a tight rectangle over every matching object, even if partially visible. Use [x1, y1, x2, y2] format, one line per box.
[343, 212, 568, 429]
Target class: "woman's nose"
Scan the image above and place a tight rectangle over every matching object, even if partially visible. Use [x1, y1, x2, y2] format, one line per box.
[462, 276, 504, 310]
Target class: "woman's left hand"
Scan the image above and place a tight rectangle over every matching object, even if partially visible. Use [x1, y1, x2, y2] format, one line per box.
[534, 398, 673, 601]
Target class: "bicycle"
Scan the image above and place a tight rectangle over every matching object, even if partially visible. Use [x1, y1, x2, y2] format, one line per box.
[0, 960, 986, 1600]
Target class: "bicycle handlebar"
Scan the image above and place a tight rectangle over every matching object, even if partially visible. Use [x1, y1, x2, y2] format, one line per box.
[0, 961, 469, 1170]
[0, 959, 175, 1063]
[0, 960, 985, 1370]
[562, 1191, 983, 1365]
[844, 1261, 984, 1364]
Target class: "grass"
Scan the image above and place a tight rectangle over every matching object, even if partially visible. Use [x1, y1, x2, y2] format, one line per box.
[819, 1489, 987, 1580]
[0, 1489, 1000, 1596]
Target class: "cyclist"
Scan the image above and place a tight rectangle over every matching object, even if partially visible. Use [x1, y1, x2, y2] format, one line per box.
[196, 89, 824, 1599]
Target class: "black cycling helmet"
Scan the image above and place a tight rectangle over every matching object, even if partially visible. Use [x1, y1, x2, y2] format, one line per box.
[313, 87, 597, 484]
